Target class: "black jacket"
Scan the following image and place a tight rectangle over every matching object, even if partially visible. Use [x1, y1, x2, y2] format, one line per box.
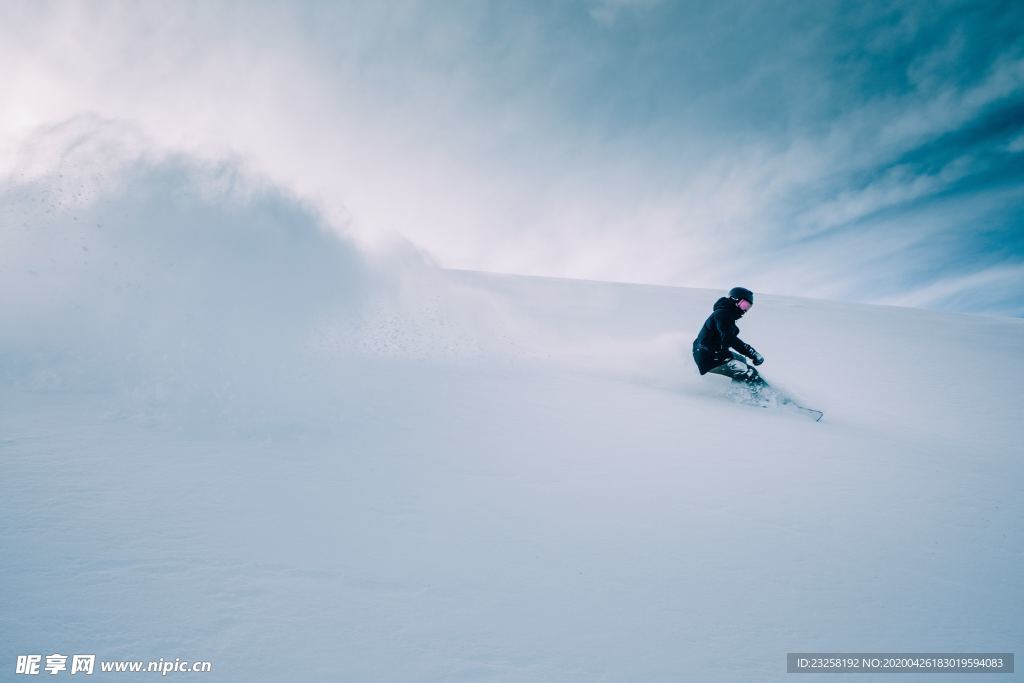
[692, 297, 757, 374]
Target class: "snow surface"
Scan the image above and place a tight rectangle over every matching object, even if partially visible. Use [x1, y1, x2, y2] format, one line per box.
[2, 147, 1022, 681]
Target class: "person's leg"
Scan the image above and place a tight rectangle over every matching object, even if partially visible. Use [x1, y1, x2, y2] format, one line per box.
[707, 352, 768, 399]
[707, 352, 760, 381]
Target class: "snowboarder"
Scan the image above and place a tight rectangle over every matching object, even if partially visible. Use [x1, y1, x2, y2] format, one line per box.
[693, 287, 823, 420]
[692, 287, 766, 394]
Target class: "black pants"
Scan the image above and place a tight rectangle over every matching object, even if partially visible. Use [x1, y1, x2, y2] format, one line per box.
[706, 350, 766, 386]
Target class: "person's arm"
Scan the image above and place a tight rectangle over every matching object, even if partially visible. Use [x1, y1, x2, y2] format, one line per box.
[736, 337, 764, 364]
[714, 310, 761, 361]
[734, 336, 755, 358]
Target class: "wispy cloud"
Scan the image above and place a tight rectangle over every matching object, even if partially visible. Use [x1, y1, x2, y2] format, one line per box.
[588, 0, 662, 26]
[1, 0, 1022, 315]
[878, 263, 1024, 316]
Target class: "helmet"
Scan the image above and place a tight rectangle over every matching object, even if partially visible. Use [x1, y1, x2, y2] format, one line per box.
[728, 286, 753, 305]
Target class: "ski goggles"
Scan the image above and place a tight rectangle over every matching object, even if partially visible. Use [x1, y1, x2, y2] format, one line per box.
[737, 299, 752, 312]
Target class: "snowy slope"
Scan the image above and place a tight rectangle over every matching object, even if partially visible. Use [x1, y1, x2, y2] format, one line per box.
[2, 151, 1022, 681]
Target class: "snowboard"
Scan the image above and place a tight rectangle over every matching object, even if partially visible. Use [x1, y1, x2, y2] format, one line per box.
[728, 382, 823, 421]
[779, 398, 823, 422]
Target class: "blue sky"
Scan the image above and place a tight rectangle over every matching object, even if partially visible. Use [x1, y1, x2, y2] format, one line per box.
[1, 0, 1022, 315]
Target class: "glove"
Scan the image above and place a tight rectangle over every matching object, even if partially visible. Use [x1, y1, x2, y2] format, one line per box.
[750, 350, 764, 366]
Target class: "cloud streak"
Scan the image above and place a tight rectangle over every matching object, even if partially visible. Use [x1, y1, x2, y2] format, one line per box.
[1, 0, 1022, 315]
